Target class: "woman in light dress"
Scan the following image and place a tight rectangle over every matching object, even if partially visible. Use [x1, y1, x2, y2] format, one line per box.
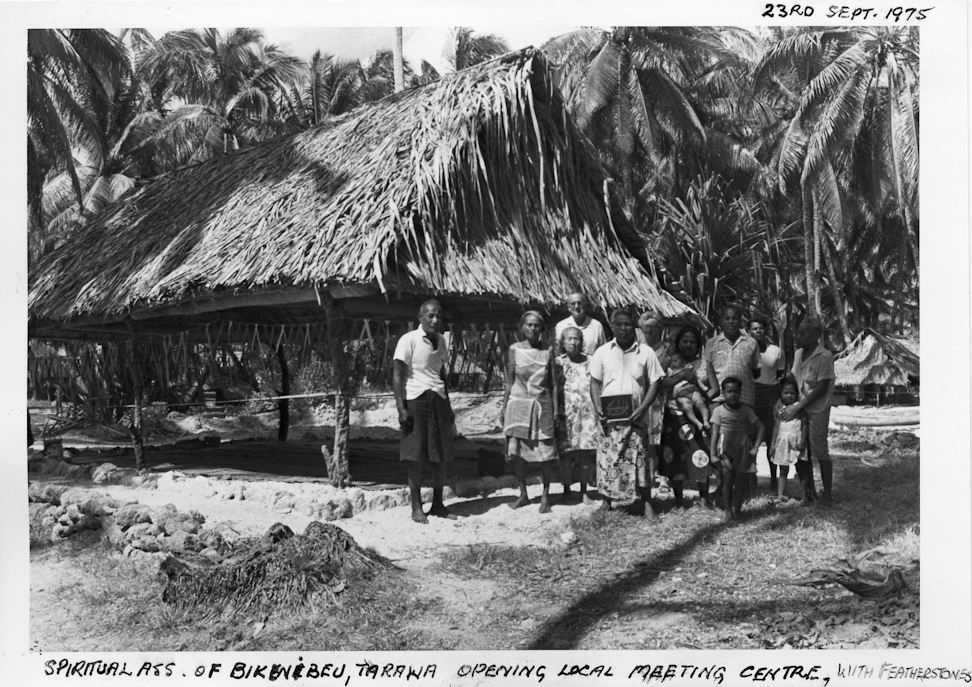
[501, 311, 559, 513]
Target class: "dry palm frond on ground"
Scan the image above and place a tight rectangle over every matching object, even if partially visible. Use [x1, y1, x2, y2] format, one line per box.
[160, 521, 392, 619]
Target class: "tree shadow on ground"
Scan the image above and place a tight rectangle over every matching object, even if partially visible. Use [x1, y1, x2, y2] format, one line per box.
[525, 464, 919, 650]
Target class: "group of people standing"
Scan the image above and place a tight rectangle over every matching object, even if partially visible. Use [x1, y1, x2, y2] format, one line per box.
[392, 296, 835, 525]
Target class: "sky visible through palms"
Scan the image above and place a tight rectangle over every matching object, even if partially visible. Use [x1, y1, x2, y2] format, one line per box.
[150, 27, 578, 75]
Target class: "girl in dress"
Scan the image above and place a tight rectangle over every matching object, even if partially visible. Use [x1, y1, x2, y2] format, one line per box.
[502, 311, 559, 513]
[555, 326, 598, 504]
[769, 377, 809, 502]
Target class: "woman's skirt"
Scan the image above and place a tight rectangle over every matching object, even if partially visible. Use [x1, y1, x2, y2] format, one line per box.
[595, 424, 647, 506]
[506, 436, 558, 463]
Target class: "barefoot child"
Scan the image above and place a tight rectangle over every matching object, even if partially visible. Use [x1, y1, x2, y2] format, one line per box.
[769, 377, 810, 502]
[709, 377, 764, 521]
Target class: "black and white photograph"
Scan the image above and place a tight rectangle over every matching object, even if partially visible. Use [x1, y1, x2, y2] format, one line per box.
[4, 0, 969, 683]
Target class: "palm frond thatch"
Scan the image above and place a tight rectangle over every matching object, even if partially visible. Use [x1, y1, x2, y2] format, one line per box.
[30, 49, 695, 336]
[834, 328, 919, 387]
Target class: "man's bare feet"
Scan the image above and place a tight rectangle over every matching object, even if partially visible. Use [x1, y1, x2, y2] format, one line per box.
[582, 493, 595, 506]
[509, 494, 530, 509]
[411, 509, 428, 524]
[539, 496, 551, 513]
[428, 503, 457, 520]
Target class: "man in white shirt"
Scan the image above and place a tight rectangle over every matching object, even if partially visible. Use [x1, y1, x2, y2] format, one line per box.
[589, 307, 663, 516]
[555, 292, 606, 356]
[393, 299, 458, 524]
[783, 317, 836, 504]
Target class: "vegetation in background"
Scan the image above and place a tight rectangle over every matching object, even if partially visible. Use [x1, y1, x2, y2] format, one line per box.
[27, 25, 919, 338]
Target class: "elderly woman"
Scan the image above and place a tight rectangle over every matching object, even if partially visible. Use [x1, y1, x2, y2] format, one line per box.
[589, 307, 664, 515]
[555, 326, 598, 504]
[638, 311, 672, 494]
[501, 310, 559, 513]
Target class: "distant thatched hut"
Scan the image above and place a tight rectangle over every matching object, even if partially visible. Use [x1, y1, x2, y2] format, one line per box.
[29, 48, 697, 482]
[834, 329, 919, 405]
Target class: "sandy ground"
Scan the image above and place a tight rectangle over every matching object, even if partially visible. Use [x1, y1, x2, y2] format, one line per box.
[29, 397, 919, 571]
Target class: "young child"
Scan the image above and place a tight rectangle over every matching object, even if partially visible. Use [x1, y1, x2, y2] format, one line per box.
[667, 351, 711, 433]
[769, 376, 810, 502]
[709, 377, 764, 521]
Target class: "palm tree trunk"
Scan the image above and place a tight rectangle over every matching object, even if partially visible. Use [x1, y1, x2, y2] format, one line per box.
[812, 200, 824, 318]
[823, 239, 852, 346]
[393, 28, 405, 93]
[801, 187, 819, 317]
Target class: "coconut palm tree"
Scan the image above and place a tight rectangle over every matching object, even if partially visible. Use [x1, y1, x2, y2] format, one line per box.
[541, 27, 748, 226]
[279, 51, 364, 129]
[358, 48, 420, 102]
[443, 27, 510, 72]
[753, 26, 919, 337]
[27, 29, 132, 247]
[134, 28, 302, 164]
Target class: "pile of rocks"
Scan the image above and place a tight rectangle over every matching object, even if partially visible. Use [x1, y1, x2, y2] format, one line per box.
[102, 503, 230, 559]
[28, 481, 231, 558]
[28, 484, 119, 542]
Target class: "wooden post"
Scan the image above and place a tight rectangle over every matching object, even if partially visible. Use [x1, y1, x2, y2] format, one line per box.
[128, 339, 146, 472]
[322, 294, 352, 488]
[482, 328, 498, 393]
[276, 342, 290, 442]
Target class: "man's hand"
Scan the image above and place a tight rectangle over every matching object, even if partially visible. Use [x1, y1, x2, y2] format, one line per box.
[780, 403, 800, 422]
[628, 405, 647, 425]
[398, 408, 414, 432]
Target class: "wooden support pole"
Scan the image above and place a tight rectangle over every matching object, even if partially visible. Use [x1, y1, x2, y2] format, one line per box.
[276, 342, 290, 442]
[128, 339, 146, 472]
[322, 293, 352, 488]
[482, 328, 498, 393]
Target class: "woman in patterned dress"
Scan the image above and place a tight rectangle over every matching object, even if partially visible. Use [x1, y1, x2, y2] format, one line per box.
[555, 326, 599, 504]
[502, 311, 559, 513]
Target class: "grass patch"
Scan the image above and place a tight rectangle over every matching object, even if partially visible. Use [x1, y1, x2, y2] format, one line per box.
[438, 446, 920, 649]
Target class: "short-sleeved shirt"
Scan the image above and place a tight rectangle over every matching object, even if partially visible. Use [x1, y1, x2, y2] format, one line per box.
[556, 316, 606, 356]
[792, 344, 836, 414]
[588, 339, 664, 428]
[393, 328, 448, 400]
[710, 403, 760, 435]
[703, 331, 760, 407]
[756, 344, 785, 385]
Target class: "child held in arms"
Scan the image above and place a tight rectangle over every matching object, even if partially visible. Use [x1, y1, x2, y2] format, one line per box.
[769, 376, 809, 503]
[709, 377, 764, 522]
[667, 349, 711, 435]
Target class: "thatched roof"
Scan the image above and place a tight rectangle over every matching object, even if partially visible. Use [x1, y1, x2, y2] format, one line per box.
[835, 328, 920, 388]
[29, 48, 696, 340]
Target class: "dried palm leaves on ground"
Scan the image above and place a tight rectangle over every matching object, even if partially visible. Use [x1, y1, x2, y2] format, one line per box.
[160, 521, 393, 620]
[772, 530, 918, 598]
